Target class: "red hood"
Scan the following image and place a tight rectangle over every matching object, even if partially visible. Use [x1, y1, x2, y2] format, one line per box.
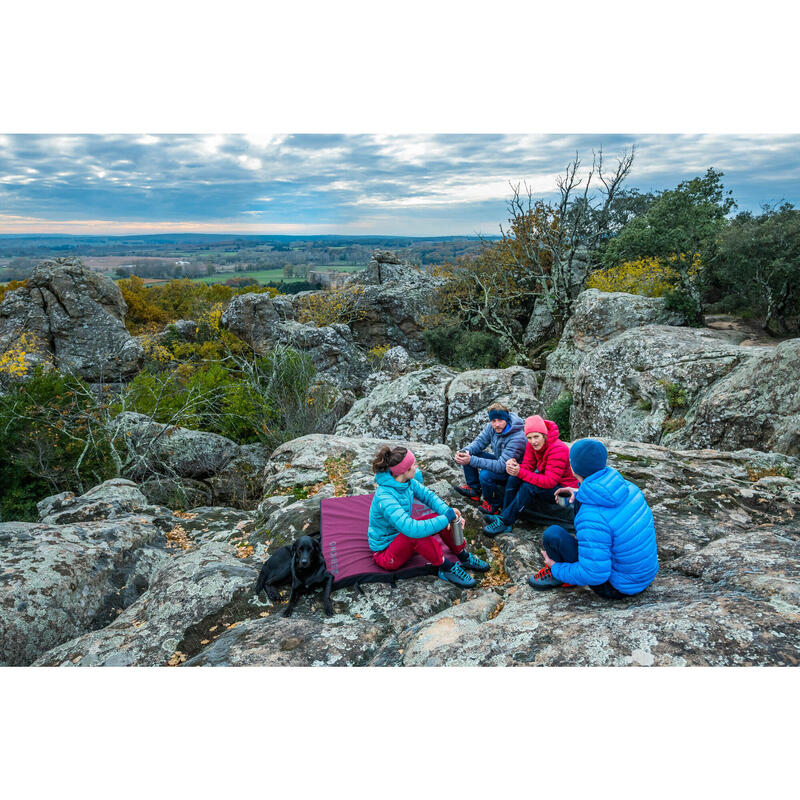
[544, 419, 561, 442]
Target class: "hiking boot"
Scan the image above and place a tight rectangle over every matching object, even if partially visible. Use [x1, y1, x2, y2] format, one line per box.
[438, 561, 477, 588]
[478, 499, 499, 515]
[454, 484, 482, 503]
[528, 565, 563, 589]
[483, 516, 512, 537]
[459, 551, 490, 572]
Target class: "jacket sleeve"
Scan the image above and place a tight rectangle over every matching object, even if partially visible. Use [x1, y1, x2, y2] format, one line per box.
[410, 479, 451, 517]
[470, 430, 526, 474]
[550, 512, 613, 586]
[465, 424, 491, 454]
[378, 492, 450, 540]
[518, 443, 570, 489]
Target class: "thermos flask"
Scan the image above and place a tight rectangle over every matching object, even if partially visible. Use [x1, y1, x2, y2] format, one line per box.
[451, 517, 465, 547]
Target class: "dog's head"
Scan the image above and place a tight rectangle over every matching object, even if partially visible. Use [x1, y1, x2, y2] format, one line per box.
[291, 535, 321, 571]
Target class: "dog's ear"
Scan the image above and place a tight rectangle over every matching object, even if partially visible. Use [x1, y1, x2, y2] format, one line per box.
[312, 538, 322, 554]
[290, 540, 298, 554]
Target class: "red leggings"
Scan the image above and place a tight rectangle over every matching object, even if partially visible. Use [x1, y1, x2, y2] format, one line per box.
[373, 518, 465, 571]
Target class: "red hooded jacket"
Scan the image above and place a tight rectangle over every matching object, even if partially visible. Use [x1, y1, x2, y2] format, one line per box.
[516, 420, 579, 489]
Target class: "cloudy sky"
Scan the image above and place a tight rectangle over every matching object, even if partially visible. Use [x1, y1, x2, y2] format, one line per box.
[1, 133, 798, 237]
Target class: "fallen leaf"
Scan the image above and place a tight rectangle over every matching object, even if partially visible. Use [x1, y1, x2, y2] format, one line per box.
[209, 625, 219, 632]
[200, 639, 210, 645]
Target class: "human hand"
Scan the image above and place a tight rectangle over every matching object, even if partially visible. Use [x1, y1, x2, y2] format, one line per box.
[506, 459, 520, 476]
[554, 486, 577, 504]
[455, 450, 470, 465]
[540, 548, 555, 568]
[454, 508, 465, 526]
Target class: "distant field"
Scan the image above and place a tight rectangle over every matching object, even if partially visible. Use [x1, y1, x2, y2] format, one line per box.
[188, 265, 364, 285]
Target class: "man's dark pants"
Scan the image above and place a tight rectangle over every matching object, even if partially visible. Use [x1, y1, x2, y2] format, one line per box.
[500, 475, 563, 525]
[541, 524, 631, 600]
[462, 453, 507, 509]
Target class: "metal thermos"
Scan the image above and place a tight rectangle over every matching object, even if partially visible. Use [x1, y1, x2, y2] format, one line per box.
[451, 517, 465, 547]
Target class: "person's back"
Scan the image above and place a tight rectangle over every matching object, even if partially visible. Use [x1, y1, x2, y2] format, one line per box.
[572, 466, 659, 594]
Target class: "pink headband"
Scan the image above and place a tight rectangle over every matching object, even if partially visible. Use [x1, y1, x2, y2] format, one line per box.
[389, 449, 416, 477]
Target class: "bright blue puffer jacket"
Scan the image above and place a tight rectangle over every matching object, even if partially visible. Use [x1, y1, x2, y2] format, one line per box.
[550, 467, 659, 594]
[368, 469, 452, 552]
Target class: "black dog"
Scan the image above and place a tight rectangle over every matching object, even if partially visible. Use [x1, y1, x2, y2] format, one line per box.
[254, 535, 334, 618]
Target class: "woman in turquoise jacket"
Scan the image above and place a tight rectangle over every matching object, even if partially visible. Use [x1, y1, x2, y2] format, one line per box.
[528, 438, 659, 597]
[369, 445, 489, 589]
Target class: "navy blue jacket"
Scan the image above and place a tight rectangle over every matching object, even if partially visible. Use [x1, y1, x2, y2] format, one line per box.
[465, 413, 527, 475]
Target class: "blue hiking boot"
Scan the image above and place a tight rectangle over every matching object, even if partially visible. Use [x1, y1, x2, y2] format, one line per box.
[528, 565, 565, 590]
[459, 552, 490, 572]
[483, 515, 512, 537]
[438, 561, 477, 588]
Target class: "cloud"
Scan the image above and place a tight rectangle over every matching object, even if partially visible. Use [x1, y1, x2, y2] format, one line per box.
[0, 134, 798, 234]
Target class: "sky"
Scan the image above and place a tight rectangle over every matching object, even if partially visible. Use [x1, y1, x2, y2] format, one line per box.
[1, 133, 798, 238]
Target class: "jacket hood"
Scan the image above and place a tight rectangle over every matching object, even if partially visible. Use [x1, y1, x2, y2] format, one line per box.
[576, 467, 629, 508]
[502, 413, 525, 437]
[544, 419, 561, 442]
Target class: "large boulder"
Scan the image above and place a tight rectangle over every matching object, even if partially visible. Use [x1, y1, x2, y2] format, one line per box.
[345, 251, 447, 357]
[33, 542, 259, 667]
[570, 326, 800, 454]
[335, 365, 542, 448]
[36, 478, 155, 525]
[220, 295, 371, 394]
[335, 366, 456, 443]
[0, 258, 143, 382]
[540, 289, 687, 406]
[444, 366, 542, 449]
[0, 515, 165, 665]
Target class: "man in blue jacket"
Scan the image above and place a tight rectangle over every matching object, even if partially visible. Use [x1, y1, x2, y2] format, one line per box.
[528, 438, 659, 598]
[453, 403, 527, 515]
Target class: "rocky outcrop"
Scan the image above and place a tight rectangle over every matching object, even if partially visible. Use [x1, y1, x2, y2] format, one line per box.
[345, 251, 446, 357]
[335, 365, 542, 447]
[335, 365, 455, 442]
[445, 366, 542, 449]
[112, 413, 267, 509]
[0, 258, 144, 382]
[220, 296, 371, 393]
[33, 542, 259, 667]
[0, 515, 165, 666]
[12, 436, 800, 667]
[571, 326, 800, 455]
[540, 289, 687, 406]
[36, 478, 157, 525]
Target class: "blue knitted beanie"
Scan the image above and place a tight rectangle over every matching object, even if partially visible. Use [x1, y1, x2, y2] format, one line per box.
[569, 438, 608, 478]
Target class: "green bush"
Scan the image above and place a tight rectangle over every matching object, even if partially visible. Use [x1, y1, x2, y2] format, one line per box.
[422, 324, 505, 369]
[545, 391, 573, 441]
[0, 368, 117, 521]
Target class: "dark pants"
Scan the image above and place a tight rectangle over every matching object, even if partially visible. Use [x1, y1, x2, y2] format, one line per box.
[501, 475, 563, 525]
[463, 454, 507, 508]
[541, 525, 631, 599]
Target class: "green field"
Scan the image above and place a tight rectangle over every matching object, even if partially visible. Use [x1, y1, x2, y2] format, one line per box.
[188, 264, 364, 285]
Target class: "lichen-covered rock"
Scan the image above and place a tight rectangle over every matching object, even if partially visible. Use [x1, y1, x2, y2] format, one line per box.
[0, 258, 143, 382]
[33, 543, 259, 667]
[570, 326, 800, 454]
[541, 289, 687, 406]
[220, 292, 280, 352]
[571, 326, 751, 444]
[116, 412, 240, 480]
[345, 251, 447, 357]
[36, 478, 154, 525]
[0, 517, 164, 665]
[206, 443, 270, 509]
[667, 338, 800, 455]
[183, 577, 461, 666]
[445, 366, 542, 449]
[335, 366, 456, 442]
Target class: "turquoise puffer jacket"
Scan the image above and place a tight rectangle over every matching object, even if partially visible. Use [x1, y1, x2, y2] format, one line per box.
[550, 467, 659, 594]
[368, 470, 452, 552]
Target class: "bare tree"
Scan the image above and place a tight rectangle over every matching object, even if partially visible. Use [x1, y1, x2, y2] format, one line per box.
[499, 147, 635, 331]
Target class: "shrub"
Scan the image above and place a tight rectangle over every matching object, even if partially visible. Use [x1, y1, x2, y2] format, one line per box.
[659, 380, 688, 409]
[0, 279, 27, 304]
[422, 324, 505, 369]
[545, 392, 573, 441]
[297, 286, 366, 327]
[367, 344, 391, 367]
[0, 367, 117, 521]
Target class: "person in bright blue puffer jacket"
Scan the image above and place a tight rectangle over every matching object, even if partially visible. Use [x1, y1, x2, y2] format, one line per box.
[528, 438, 658, 598]
[369, 444, 489, 588]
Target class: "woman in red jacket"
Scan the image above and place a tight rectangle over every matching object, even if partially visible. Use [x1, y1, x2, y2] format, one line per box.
[483, 415, 578, 537]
